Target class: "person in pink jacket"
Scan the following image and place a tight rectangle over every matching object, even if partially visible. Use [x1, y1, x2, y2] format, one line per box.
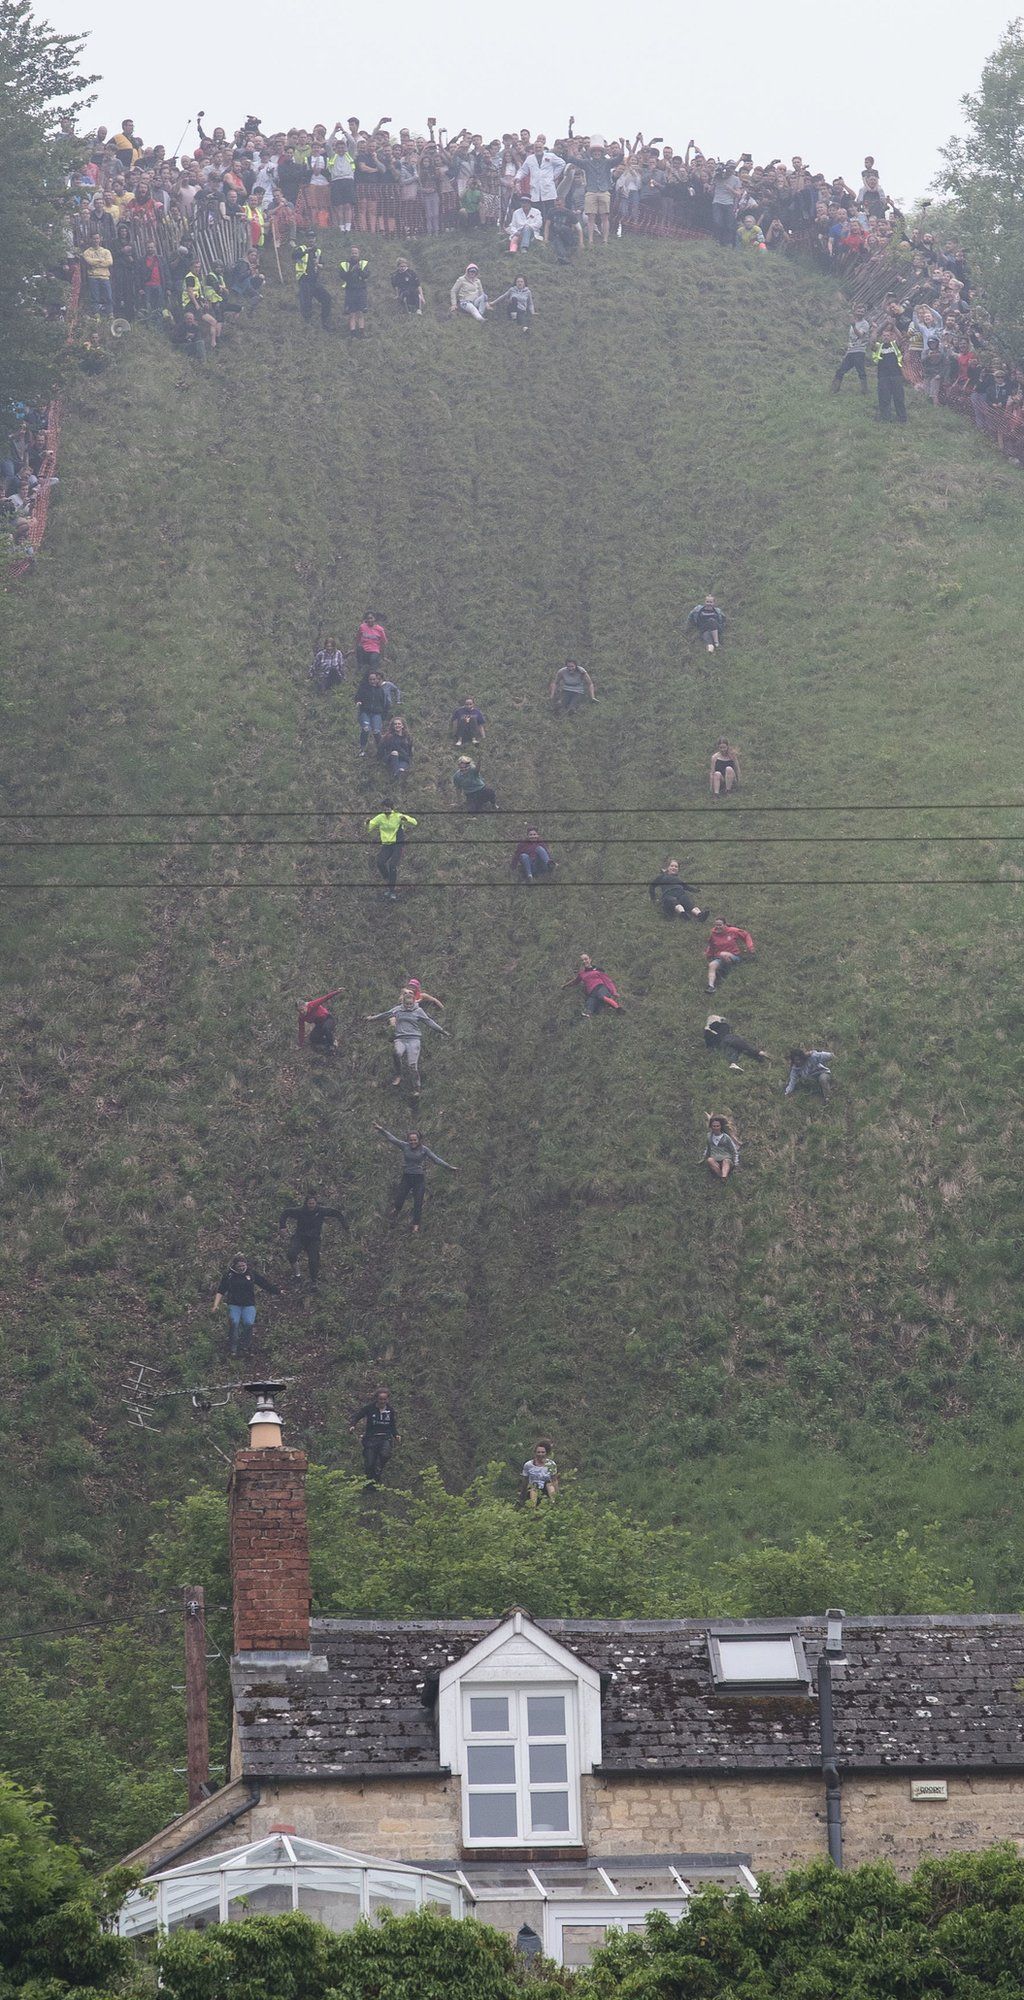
[563, 953, 623, 1019]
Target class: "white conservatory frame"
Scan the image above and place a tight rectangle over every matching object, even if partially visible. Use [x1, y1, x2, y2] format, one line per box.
[118, 1833, 465, 1938]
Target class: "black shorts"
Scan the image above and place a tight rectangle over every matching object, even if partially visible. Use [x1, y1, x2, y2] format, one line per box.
[540, 197, 557, 222]
[330, 181, 355, 208]
[345, 284, 368, 312]
[713, 759, 736, 777]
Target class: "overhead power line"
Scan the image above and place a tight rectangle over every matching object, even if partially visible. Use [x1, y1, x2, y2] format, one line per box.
[3, 801, 1024, 821]
[0, 878, 1021, 893]
[0, 833, 1021, 849]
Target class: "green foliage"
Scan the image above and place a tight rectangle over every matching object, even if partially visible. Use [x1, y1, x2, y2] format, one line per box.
[579, 1846, 1024, 1998]
[154, 1908, 568, 2000]
[937, 20, 1024, 353]
[0, 1774, 138, 1994]
[0, 0, 94, 411]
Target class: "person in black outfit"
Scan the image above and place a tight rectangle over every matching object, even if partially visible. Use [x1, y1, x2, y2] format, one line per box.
[212, 1255, 281, 1356]
[374, 1122, 457, 1232]
[349, 1386, 400, 1481]
[704, 1014, 770, 1069]
[649, 860, 705, 920]
[390, 258, 424, 313]
[292, 242, 332, 328]
[277, 1191, 348, 1281]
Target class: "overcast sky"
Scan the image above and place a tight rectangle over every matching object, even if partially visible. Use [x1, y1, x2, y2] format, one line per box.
[51, 0, 1009, 206]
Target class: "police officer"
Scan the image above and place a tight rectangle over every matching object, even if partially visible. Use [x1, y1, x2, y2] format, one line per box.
[292, 240, 332, 328]
[873, 322, 907, 424]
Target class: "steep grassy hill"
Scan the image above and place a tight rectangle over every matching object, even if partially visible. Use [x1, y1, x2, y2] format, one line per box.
[4, 235, 1024, 1826]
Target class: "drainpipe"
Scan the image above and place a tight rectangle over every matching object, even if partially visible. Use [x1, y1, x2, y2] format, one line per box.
[818, 1609, 846, 1868]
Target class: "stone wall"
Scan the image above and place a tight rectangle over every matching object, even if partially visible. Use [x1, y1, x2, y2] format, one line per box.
[843, 1772, 1024, 1869]
[583, 1772, 824, 1874]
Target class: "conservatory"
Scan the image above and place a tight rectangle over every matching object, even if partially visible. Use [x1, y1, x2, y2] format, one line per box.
[117, 1833, 466, 1937]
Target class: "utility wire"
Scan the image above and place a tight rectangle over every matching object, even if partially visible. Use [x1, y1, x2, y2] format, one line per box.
[0, 878, 1021, 892]
[3, 801, 1024, 820]
[0, 833, 1021, 849]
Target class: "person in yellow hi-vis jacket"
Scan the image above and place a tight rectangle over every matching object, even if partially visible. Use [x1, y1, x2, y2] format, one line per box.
[873, 323, 907, 425]
[367, 800, 417, 899]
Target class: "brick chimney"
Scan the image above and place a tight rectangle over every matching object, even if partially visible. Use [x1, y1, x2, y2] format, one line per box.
[228, 1387, 311, 1656]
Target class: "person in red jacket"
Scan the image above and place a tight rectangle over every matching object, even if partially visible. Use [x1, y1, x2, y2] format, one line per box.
[406, 976, 444, 1013]
[298, 987, 342, 1049]
[705, 918, 755, 992]
[512, 828, 554, 882]
[564, 953, 623, 1018]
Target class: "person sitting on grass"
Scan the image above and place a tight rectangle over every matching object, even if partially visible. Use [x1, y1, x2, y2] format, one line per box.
[706, 916, 756, 992]
[310, 638, 346, 690]
[703, 1112, 740, 1179]
[784, 1046, 834, 1101]
[379, 714, 413, 779]
[450, 262, 488, 320]
[709, 736, 741, 795]
[688, 595, 725, 651]
[297, 986, 343, 1050]
[704, 1014, 769, 1070]
[489, 273, 535, 329]
[451, 697, 486, 747]
[520, 1442, 558, 1505]
[512, 826, 554, 881]
[649, 858, 705, 920]
[550, 659, 596, 712]
[564, 953, 623, 1018]
[453, 754, 496, 812]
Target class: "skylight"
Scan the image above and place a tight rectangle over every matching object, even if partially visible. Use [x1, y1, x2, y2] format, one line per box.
[708, 1632, 810, 1690]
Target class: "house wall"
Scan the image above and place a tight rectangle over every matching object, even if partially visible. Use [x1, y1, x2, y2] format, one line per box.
[842, 1772, 1024, 1868]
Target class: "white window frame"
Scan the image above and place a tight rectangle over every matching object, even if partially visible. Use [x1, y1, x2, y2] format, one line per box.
[461, 1683, 579, 1846]
[544, 1897, 687, 1967]
[438, 1612, 602, 1852]
[707, 1628, 811, 1693]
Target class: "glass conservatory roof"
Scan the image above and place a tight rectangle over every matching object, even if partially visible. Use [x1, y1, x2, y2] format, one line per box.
[118, 1833, 465, 1938]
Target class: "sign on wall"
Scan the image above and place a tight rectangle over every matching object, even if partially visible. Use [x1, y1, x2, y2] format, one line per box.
[910, 1779, 949, 1802]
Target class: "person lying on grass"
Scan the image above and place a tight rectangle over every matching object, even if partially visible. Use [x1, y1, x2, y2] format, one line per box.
[649, 858, 705, 919]
[564, 953, 623, 1018]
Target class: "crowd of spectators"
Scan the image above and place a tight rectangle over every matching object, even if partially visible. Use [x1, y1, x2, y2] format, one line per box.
[1, 405, 58, 569]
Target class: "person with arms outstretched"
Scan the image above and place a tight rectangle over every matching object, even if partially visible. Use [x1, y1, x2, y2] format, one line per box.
[564, 953, 623, 1018]
[213, 1256, 281, 1356]
[350, 1387, 400, 1481]
[366, 985, 449, 1098]
[277, 1192, 348, 1283]
[374, 1122, 457, 1232]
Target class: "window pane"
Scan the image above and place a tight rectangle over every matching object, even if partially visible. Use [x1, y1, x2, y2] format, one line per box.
[468, 1744, 517, 1785]
[527, 1695, 566, 1737]
[530, 1790, 571, 1833]
[716, 1637, 802, 1683]
[469, 1792, 519, 1838]
[560, 1923, 608, 1968]
[529, 1742, 568, 1784]
[469, 1695, 510, 1732]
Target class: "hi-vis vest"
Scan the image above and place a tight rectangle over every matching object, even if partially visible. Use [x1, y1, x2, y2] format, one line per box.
[340, 257, 369, 278]
[181, 271, 204, 308]
[873, 339, 903, 371]
[243, 201, 264, 246]
[294, 244, 314, 279]
[204, 272, 227, 304]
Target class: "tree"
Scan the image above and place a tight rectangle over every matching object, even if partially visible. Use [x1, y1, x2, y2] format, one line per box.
[0, 1773, 141, 1995]
[580, 1846, 1024, 1998]
[0, 0, 94, 415]
[937, 20, 1024, 355]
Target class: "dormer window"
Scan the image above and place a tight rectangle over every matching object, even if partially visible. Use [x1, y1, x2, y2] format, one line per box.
[437, 1611, 602, 1852]
[708, 1629, 810, 1693]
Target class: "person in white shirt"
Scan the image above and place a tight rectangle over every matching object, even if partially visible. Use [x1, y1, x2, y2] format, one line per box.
[508, 202, 542, 251]
[522, 134, 565, 238]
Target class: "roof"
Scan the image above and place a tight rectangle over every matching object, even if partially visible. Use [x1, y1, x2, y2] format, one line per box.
[229, 1614, 1024, 1780]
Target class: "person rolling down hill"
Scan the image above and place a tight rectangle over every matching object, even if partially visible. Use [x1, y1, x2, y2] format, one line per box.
[649, 859, 705, 920]
[512, 827, 555, 881]
[520, 1441, 558, 1505]
[688, 596, 725, 652]
[297, 987, 342, 1051]
[367, 801, 416, 899]
[374, 1121, 457, 1232]
[709, 737, 741, 795]
[212, 1255, 281, 1356]
[550, 659, 596, 713]
[349, 1386, 400, 1482]
[564, 953, 623, 1018]
[277, 1191, 348, 1283]
[703, 1112, 740, 1180]
[706, 916, 756, 992]
[366, 985, 448, 1099]
[704, 1014, 769, 1070]
[784, 1047, 834, 1101]
[453, 755, 496, 812]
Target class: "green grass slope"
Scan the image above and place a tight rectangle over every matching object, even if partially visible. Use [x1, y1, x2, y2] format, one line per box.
[3, 231, 1024, 1664]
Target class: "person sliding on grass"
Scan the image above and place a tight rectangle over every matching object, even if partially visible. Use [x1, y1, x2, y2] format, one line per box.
[490, 273, 535, 329]
[379, 715, 413, 779]
[709, 737, 741, 795]
[278, 1191, 348, 1283]
[688, 596, 725, 652]
[310, 637, 346, 690]
[374, 1122, 457, 1232]
[784, 1047, 834, 1101]
[649, 859, 705, 920]
[454, 755, 496, 812]
[706, 916, 756, 991]
[512, 827, 554, 881]
[349, 1386, 400, 1481]
[297, 986, 343, 1050]
[704, 1015, 770, 1070]
[703, 1113, 740, 1179]
[550, 659, 596, 713]
[564, 953, 623, 1018]
[520, 1442, 558, 1504]
[366, 985, 448, 1099]
[450, 262, 488, 320]
[367, 800, 417, 899]
[212, 1255, 281, 1356]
